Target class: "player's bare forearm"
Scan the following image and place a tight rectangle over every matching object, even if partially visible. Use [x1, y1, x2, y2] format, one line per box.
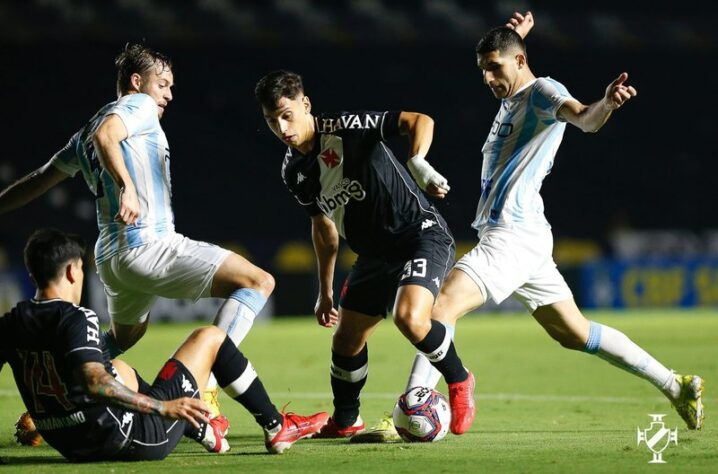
[560, 73, 637, 133]
[399, 112, 434, 160]
[0, 164, 68, 215]
[93, 123, 134, 191]
[79, 362, 164, 416]
[311, 214, 339, 296]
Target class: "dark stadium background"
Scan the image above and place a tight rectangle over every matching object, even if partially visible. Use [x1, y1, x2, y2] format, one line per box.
[1, 1, 715, 314]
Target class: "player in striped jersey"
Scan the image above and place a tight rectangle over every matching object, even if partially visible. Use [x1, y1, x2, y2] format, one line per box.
[0, 44, 273, 419]
[406, 12, 703, 431]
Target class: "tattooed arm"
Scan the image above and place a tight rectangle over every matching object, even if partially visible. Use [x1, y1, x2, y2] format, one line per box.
[78, 362, 209, 429]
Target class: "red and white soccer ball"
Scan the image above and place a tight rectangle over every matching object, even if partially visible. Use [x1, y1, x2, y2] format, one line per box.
[392, 386, 451, 442]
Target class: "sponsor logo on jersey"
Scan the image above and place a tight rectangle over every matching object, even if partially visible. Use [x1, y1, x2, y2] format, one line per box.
[432, 277, 441, 288]
[317, 178, 366, 214]
[421, 219, 436, 230]
[297, 172, 306, 184]
[320, 148, 341, 168]
[317, 114, 381, 134]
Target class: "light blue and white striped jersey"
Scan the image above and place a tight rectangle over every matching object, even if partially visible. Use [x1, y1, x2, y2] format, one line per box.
[472, 77, 573, 231]
[50, 93, 174, 264]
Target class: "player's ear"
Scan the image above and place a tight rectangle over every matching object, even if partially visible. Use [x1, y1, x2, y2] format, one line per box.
[129, 73, 143, 92]
[303, 95, 311, 114]
[516, 53, 527, 69]
[65, 262, 77, 284]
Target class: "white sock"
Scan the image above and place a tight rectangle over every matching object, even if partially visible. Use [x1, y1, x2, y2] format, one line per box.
[584, 321, 680, 399]
[405, 322, 455, 391]
[213, 288, 267, 346]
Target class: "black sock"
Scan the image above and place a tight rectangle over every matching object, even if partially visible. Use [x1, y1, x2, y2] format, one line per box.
[414, 320, 467, 384]
[212, 336, 281, 430]
[330, 344, 368, 427]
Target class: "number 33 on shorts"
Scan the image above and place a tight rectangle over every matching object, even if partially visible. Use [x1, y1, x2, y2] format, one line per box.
[401, 258, 427, 280]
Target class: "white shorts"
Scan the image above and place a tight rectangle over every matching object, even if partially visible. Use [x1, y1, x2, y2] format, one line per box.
[453, 225, 572, 312]
[96, 232, 231, 325]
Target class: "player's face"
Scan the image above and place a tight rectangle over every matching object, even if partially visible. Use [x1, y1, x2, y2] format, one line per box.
[478, 50, 521, 99]
[262, 95, 313, 150]
[136, 64, 174, 118]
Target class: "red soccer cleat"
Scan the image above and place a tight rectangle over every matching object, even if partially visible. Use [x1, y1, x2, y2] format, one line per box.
[448, 370, 475, 435]
[311, 416, 365, 439]
[265, 410, 330, 454]
[200, 414, 230, 453]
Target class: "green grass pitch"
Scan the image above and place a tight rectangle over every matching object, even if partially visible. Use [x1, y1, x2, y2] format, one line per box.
[1, 309, 716, 473]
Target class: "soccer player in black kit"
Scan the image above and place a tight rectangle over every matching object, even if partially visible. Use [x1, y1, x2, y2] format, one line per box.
[255, 71, 475, 440]
[0, 229, 328, 462]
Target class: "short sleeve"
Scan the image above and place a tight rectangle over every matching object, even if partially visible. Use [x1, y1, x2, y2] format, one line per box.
[108, 93, 159, 137]
[58, 306, 104, 368]
[49, 132, 81, 177]
[533, 78, 574, 122]
[281, 150, 322, 216]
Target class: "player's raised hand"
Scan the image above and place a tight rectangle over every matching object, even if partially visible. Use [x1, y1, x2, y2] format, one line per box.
[161, 397, 211, 429]
[604, 72, 637, 110]
[314, 294, 338, 328]
[506, 11, 534, 39]
[426, 182, 449, 199]
[116, 185, 140, 225]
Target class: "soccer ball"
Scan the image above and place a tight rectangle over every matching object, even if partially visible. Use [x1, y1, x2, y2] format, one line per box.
[392, 386, 451, 442]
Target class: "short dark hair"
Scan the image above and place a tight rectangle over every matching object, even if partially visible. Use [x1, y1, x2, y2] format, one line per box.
[254, 70, 304, 110]
[23, 229, 86, 289]
[115, 43, 172, 96]
[476, 27, 526, 57]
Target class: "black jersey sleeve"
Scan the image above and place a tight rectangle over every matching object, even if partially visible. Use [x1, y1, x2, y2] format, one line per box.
[281, 148, 322, 216]
[316, 111, 401, 145]
[58, 306, 105, 368]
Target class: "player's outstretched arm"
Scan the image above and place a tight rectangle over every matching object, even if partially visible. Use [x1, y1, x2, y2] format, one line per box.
[505, 11, 534, 39]
[311, 213, 339, 328]
[558, 72, 637, 133]
[0, 163, 69, 215]
[93, 114, 141, 225]
[399, 111, 450, 198]
[78, 361, 210, 429]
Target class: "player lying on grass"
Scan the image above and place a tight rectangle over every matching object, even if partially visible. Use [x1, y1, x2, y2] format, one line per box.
[406, 12, 704, 431]
[1, 228, 328, 462]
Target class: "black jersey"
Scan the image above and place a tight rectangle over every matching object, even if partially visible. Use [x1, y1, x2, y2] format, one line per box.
[0, 299, 126, 461]
[281, 110, 446, 259]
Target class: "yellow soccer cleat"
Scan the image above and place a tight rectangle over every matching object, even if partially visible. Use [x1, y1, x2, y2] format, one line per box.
[202, 386, 221, 418]
[672, 374, 704, 430]
[349, 413, 401, 443]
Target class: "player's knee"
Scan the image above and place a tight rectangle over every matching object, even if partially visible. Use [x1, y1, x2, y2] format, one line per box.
[393, 308, 429, 341]
[190, 326, 226, 349]
[256, 270, 275, 296]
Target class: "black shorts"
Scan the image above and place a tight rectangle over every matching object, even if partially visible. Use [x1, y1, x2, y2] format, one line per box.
[339, 224, 455, 317]
[113, 359, 200, 461]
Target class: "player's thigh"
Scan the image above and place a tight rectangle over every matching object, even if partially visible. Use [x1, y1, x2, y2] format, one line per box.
[333, 307, 383, 356]
[210, 251, 274, 298]
[171, 326, 225, 392]
[111, 359, 139, 391]
[433, 267, 487, 324]
[532, 298, 590, 349]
